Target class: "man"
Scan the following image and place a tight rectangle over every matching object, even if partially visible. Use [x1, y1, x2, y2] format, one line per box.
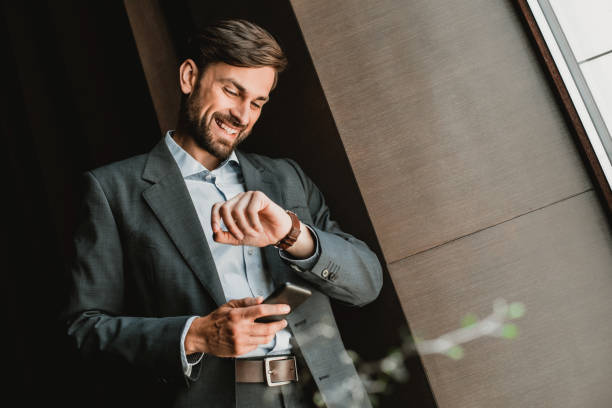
[65, 19, 382, 408]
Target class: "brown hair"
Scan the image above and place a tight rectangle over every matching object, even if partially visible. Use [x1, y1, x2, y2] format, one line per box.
[184, 19, 288, 89]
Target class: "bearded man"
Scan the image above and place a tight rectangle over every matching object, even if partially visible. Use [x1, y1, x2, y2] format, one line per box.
[65, 19, 382, 408]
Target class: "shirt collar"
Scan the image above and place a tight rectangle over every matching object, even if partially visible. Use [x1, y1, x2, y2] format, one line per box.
[164, 130, 240, 179]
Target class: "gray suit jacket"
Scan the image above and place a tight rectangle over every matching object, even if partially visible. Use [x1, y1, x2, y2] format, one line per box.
[65, 138, 382, 407]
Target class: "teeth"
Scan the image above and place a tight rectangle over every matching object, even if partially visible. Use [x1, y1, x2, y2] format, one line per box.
[218, 119, 238, 134]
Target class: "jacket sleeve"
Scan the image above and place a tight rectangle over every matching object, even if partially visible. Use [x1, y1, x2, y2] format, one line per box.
[63, 171, 190, 383]
[284, 160, 383, 307]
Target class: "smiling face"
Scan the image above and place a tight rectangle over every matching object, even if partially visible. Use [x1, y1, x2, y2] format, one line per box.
[180, 61, 275, 163]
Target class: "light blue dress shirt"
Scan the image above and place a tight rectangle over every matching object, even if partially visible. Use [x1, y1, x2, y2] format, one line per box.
[164, 132, 319, 377]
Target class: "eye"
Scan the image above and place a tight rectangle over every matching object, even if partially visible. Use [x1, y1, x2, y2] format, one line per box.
[251, 102, 262, 110]
[224, 87, 238, 96]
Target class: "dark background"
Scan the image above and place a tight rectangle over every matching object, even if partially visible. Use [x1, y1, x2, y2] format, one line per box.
[2, 1, 435, 406]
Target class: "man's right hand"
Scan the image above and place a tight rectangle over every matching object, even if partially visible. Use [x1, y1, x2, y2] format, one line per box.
[184, 297, 290, 357]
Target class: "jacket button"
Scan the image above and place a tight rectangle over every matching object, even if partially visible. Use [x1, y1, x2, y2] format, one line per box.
[329, 272, 337, 281]
[321, 269, 329, 278]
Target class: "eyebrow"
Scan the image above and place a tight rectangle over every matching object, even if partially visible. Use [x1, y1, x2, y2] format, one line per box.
[220, 78, 269, 102]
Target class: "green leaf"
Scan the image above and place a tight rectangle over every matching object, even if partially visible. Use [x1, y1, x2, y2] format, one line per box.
[507, 302, 526, 319]
[347, 349, 361, 363]
[380, 350, 403, 374]
[461, 313, 478, 328]
[501, 323, 519, 339]
[446, 345, 464, 360]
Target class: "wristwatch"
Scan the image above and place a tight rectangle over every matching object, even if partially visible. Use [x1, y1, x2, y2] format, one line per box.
[274, 210, 301, 250]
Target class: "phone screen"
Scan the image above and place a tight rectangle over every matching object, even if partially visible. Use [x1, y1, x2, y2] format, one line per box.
[255, 282, 312, 323]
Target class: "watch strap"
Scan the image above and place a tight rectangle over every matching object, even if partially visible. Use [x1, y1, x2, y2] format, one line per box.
[274, 211, 301, 250]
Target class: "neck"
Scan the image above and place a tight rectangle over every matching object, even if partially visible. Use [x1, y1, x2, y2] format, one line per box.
[171, 130, 222, 170]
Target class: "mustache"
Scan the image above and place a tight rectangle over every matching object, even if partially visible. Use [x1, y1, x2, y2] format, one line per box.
[212, 113, 247, 130]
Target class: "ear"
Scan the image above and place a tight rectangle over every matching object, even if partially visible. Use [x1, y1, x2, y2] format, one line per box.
[179, 59, 199, 95]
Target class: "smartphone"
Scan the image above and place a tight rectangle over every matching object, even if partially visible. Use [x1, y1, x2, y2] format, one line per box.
[254, 282, 312, 323]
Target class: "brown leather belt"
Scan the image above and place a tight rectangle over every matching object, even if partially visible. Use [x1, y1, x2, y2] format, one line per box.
[235, 355, 298, 386]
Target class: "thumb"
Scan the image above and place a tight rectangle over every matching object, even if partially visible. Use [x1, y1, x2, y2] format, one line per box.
[227, 296, 263, 308]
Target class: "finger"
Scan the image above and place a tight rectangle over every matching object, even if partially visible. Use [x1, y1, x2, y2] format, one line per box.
[249, 320, 288, 336]
[224, 192, 245, 209]
[227, 296, 263, 308]
[245, 192, 264, 233]
[211, 193, 242, 235]
[211, 202, 223, 233]
[233, 344, 259, 357]
[220, 202, 244, 241]
[231, 193, 258, 236]
[213, 229, 242, 245]
[242, 303, 291, 320]
[246, 335, 276, 346]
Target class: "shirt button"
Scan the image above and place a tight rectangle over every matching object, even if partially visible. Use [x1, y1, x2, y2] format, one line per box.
[321, 269, 329, 278]
[248, 249, 254, 255]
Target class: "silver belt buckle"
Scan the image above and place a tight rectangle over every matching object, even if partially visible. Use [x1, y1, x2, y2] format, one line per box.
[264, 355, 298, 387]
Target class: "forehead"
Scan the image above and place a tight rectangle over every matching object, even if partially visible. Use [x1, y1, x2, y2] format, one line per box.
[204, 62, 276, 98]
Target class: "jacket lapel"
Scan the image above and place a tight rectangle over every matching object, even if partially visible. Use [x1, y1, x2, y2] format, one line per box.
[141, 139, 226, 307]
[236, 151, 294, 287]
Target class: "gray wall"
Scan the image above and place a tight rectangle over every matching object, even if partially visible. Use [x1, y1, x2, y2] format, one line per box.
[290, 0, 612, 406]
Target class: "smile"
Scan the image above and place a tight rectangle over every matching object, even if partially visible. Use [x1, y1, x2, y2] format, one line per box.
[215, 117, 240, 136]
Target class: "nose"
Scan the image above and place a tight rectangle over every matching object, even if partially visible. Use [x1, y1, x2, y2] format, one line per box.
[229, 100, 250, 127]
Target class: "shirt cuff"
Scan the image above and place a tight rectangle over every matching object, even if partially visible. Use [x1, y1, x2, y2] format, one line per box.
[181, 316, 205, 379]
[279, 224, 321, 271]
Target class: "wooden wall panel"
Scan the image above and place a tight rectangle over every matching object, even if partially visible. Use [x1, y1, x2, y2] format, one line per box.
[124, 0, 179, 133]
[290, 0, 612, 406]
[290, 0, 592, 263]
[388, 191, 612, 407]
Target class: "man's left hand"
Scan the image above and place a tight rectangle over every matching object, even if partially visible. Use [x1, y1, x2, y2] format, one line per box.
[211, 191, 315, 258]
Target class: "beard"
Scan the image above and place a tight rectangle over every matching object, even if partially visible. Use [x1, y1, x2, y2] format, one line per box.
[179, 86, 251, 161]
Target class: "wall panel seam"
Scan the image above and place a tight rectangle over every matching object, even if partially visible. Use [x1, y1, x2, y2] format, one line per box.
[387, 188, 594, 266]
